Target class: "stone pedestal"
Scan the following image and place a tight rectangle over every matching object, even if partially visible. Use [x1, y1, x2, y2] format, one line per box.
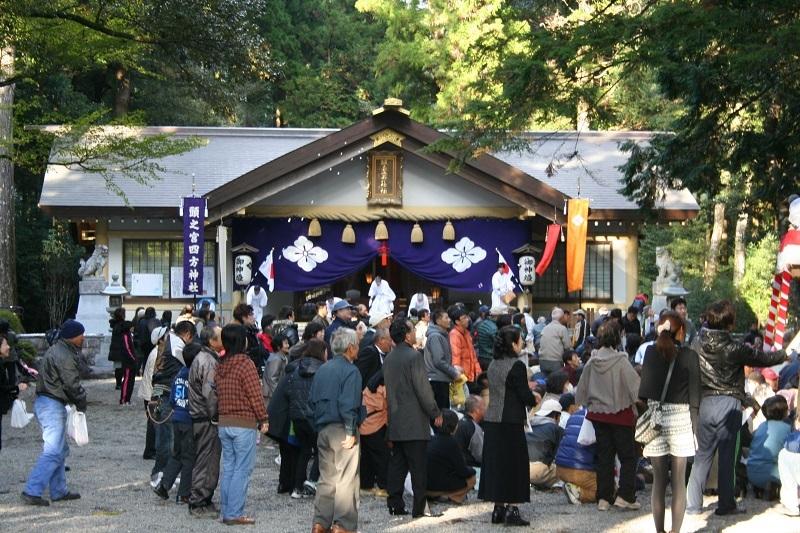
[76, 279, 110, 335]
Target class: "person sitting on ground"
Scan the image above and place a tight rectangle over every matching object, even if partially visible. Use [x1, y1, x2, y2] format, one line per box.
[541, 370, 571, 407]
[621, 306, 641, 337]
[562, 350, 581, 387]
[454, 395, 486, 468]
[747, 395, 791, 499]
[153, 343, 200, 503]
[762, 368, 780, 393]
[526, 399, 564, 490]
[558, 393, 578, 429]
[778, 407, 800, 516]
[555, 406, 597, 505]
[426, 409, 477, 504]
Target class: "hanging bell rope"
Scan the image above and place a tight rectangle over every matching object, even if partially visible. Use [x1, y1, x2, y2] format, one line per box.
[442, 220, 455, 241]
[410, 223, 423, 244]
[308, 218, 322, 237]
[375, 220, 389, 241]
[341, 224, 356, 244]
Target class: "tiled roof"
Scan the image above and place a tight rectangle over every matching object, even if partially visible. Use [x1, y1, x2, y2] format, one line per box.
[39, 126, 698, 213]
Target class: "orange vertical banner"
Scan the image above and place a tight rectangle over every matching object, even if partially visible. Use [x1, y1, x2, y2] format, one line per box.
[566, 199, 590, 293]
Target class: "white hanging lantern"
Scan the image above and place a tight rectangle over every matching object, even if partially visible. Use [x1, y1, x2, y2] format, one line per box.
[518, 255, 536, 286]
[234, 254, 253, 286]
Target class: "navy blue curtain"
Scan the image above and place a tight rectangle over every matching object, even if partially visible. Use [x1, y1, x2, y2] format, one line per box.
[232, 218, 529, 292]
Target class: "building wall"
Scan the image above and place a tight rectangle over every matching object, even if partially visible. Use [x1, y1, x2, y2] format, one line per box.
[257, 154, 516, 208]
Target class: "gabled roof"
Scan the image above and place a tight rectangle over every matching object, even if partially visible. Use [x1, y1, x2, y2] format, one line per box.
[38, 107, 699, 222]
[202, 107, 570, 222]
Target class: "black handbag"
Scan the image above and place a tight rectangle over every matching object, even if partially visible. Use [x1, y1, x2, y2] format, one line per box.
[635, 358, 675, 445]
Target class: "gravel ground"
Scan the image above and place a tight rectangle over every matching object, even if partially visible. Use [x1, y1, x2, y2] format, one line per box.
[1, 379, 799, 532]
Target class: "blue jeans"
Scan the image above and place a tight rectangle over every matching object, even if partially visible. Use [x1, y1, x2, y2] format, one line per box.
[25, 396, 70, 498]
[219, 426, 257, 520]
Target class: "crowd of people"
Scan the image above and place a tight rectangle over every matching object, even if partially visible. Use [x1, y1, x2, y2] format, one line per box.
[5, 291, 800, 533]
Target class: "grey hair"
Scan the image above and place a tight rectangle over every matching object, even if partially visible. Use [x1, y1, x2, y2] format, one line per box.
[464, 395, 483, 415]
[200, 325, 220, 347]
[331, 327, 358, 355]
[551, 307, 564, 320]
[374, 327, 390, 342]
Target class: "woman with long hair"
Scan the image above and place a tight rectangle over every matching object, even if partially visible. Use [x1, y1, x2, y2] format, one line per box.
[638, 311, 700, 533]
[575, 320, 641, 511]
[478, 326, 538, 526]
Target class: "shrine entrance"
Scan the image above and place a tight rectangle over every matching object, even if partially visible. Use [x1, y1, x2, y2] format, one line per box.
[330, 257, 446, 310]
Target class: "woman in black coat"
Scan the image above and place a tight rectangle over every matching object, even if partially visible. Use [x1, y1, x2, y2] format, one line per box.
[479, 326, 537, 526]
[108, 307, 126, 390]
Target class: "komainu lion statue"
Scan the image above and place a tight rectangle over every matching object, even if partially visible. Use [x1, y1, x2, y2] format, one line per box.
[78, 245, 108, 279]
[655, 246, 680, 287]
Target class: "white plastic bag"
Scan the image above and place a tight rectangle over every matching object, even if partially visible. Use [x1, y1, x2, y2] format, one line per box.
[577, 417, 596, 446]
[65, 404, 89, 446]
[11, 398, 34, 428]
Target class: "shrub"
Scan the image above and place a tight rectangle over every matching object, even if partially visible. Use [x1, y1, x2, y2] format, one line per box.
[0, 309, 24, 333]
[16, 340, 38, 364]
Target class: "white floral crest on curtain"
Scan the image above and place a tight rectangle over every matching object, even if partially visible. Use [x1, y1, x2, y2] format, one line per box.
[441, 237, 487, 273]
[282, 236, 329, 272]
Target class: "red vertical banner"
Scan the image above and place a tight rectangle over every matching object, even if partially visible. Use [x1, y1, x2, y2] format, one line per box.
[566, 199, 590, 293]
[536, 224, 562, 277]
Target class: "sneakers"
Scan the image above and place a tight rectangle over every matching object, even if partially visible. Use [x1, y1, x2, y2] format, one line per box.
[597, 499, 610, 511]
[150, 472, 163, 489]
[779, 505, 800, 517]
[303, 480, 317, 493]
[274, 455, 281, 466]
[564, 483, 581, 505]
[21, 492, 50, 506]
[613, 496, 641, 510]
[290, 486, 315, 499]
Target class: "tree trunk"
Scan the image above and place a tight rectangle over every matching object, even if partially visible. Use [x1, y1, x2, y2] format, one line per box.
[113, 65, 131, 117]
[0, 47, 17, 308]
[704, 201, 726, 287]
[733, 212, 748, 287]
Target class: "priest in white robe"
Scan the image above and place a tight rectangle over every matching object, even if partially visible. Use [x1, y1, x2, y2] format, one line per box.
[246, 284, 268, 329]
[368, 275, 396, 318]
[491, 263, 515, 311]
[407, 292, 430, 317]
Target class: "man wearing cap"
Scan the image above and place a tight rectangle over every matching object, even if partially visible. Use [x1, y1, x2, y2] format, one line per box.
[360, 311, 393, 350]
[325, 300, 355, 346]
[22, 320, 87, 506]
[572, 309, 590, 349]
[526, 398, 564, 489]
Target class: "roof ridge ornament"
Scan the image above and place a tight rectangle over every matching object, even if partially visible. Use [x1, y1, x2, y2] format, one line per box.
[372, 97, 411, 116]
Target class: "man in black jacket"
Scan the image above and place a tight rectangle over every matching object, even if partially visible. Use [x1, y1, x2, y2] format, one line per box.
[454, 395, 485, 467]
[383, 319, 442, 517]
[22, 320, 87, 506]
[425, 410, 476, 504]
[354, 328, 391, 388]
[686, 300, 791, 516]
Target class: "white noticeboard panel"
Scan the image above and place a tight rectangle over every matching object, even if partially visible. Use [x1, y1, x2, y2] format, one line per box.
[170, 267, 216, 299]
[130, 273, 164, 297]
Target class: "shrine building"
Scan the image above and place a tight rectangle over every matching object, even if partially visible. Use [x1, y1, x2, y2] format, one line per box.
[38, 99, 699, 323]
